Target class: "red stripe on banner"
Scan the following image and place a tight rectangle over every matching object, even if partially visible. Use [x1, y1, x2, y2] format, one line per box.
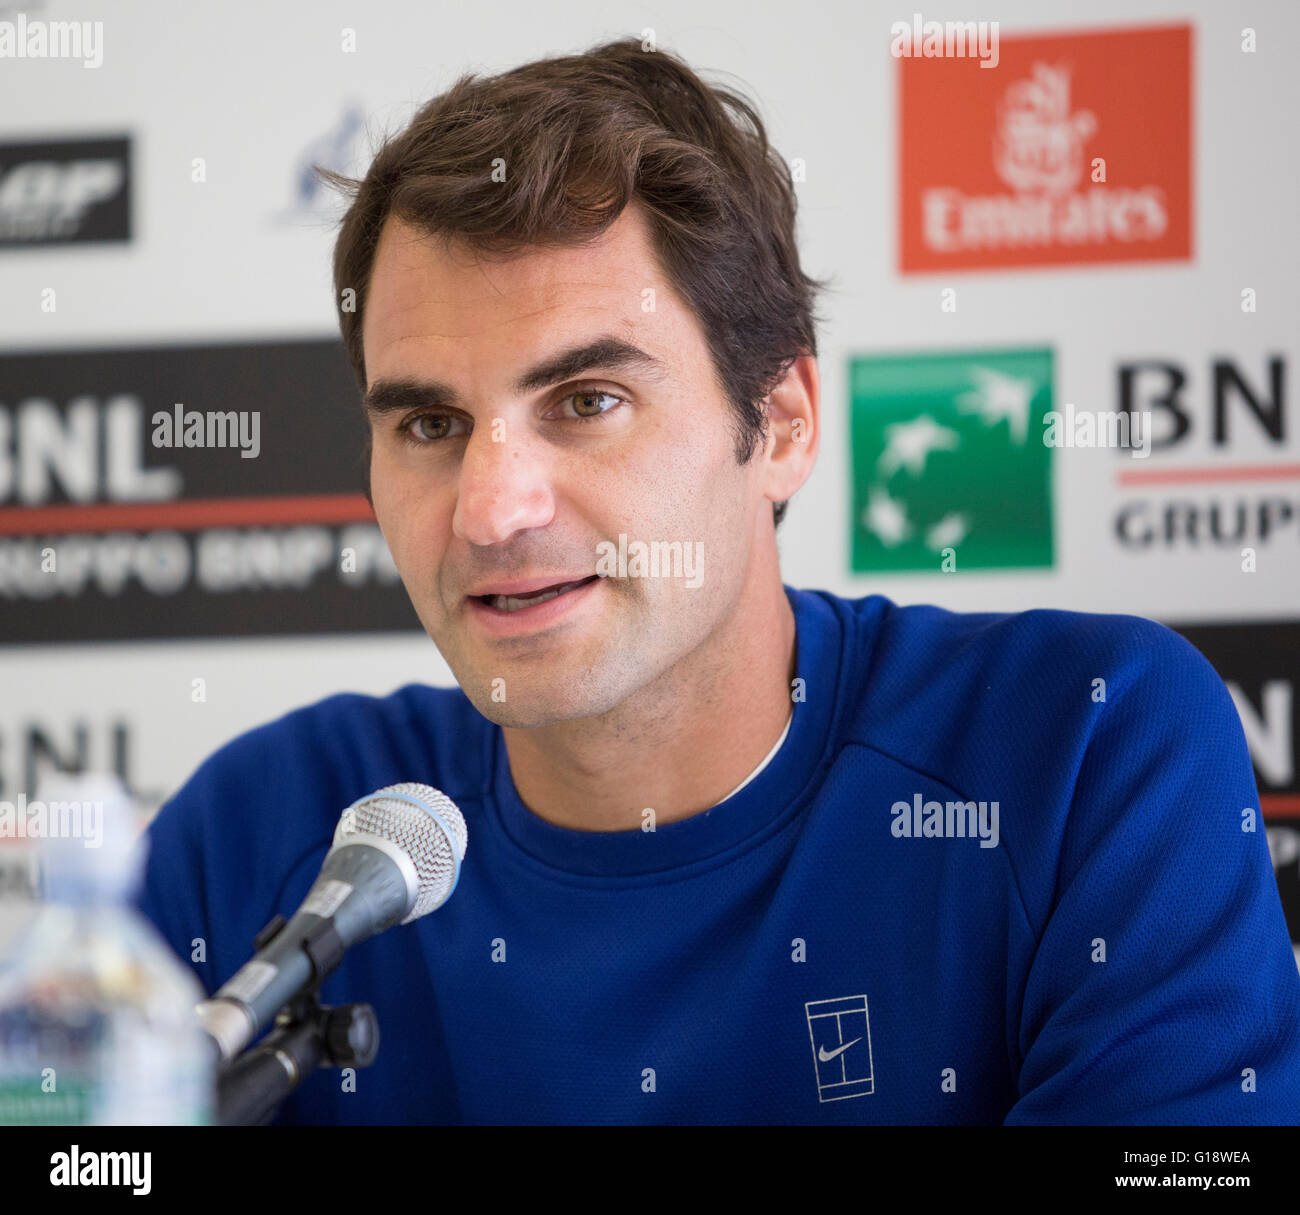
[0, 494, 376, 535]
[1262, 795, 1300, 819]
[1117, 463, 1300, 487]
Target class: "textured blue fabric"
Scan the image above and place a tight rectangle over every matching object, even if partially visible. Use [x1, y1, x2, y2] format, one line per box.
[134, 585, 1300, 1124]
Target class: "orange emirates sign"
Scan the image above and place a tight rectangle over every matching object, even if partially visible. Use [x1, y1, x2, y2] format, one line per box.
[899, 23, 1192, 273]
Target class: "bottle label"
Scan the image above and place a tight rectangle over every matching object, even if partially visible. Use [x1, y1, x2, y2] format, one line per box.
[0, 1076, 94, 1124]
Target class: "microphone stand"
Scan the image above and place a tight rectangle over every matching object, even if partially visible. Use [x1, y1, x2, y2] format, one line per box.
[215, 914, 381, 1126]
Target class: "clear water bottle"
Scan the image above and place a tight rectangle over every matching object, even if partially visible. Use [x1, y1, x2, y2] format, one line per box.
[0, 775, 213, 1125]
[0, 816, 39, 978]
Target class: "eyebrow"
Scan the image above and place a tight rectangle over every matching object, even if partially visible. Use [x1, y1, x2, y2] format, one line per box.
[361, 335, 668, 416]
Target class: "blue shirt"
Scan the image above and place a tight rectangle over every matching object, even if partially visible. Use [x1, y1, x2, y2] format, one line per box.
[134, 585, 1300, 1124]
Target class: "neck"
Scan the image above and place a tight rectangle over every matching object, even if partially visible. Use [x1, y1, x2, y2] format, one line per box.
[501, 561, 796, 833]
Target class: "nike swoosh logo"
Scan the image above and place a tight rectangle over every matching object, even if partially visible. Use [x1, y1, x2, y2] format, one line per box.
[818, 1037, 861, 1063]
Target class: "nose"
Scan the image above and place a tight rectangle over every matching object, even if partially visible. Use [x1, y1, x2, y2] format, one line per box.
[451, 424, 556, 546]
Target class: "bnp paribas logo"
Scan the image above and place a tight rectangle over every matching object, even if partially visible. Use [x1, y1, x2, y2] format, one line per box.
[849, 347, 1053, 572]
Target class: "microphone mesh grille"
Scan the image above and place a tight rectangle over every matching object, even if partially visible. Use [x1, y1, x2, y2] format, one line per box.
[335, 782, 467, 919]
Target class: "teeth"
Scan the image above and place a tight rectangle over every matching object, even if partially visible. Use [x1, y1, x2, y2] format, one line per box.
[488, 580, 581, 613]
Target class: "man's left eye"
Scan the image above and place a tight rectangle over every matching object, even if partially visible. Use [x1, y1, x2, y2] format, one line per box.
[559, 390, 622, 420]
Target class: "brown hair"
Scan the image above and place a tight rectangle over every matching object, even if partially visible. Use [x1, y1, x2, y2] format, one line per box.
[318, 35, 828, 527]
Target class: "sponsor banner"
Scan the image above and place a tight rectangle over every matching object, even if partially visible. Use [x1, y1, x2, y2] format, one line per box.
[275, 103, 367, 225]
[0, 340, 419, 641]
[849, 347, 1053, 572]
[0, 714, 154, 808]
[0, 136, 130, 247]
[1169, 621, 1300, 953]
[899, 23, 1192, 273]
[1108, 354, 1297, 556]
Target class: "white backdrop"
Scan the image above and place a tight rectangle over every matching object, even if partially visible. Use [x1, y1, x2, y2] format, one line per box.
[0, 0, 1296, 816]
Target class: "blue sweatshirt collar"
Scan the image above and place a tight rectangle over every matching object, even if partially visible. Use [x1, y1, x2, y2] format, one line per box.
[487, 585, 848, 877]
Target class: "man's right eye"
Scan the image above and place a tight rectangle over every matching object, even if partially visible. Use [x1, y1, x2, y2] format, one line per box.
[400, 412, 469, 444]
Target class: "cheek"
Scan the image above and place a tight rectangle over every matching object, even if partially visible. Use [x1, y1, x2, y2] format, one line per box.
[661, 427, 744, 528]
[370, 450, 447, 574]
[368, 449, 403, 550]
[593, 412, 726, 523]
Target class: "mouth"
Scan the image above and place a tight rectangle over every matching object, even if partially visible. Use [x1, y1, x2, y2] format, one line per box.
[471, 575, 601, 615]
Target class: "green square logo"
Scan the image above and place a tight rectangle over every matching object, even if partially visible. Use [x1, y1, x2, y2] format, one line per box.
[849, 348, 1054, 572]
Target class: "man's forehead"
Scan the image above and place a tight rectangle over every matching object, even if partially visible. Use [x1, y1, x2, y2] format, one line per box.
[368, 206, 662, 310]
[362, 205, 679, 372]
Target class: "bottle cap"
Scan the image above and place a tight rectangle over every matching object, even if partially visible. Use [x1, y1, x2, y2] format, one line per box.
[31, 773, 146, 904]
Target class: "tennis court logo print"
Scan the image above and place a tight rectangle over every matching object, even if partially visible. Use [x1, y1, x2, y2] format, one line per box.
[850, 348, 1053, 572]
[899, 23, 1192, 272]
[806, 996, 874, 1102]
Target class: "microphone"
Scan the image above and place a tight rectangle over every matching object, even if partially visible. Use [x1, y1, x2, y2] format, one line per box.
[195, 782, 467, 1063]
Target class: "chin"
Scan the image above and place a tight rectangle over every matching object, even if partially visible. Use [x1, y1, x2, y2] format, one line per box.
[467, 696, 586, 730]
[459, 672, 632, 730]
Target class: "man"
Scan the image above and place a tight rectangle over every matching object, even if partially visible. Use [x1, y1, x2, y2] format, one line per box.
[136, 36, 1300, 1124]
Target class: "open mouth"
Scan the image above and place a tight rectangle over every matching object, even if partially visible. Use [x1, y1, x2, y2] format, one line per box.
[474, 575, 600, 614]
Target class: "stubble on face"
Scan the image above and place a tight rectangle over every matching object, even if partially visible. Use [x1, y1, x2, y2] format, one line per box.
[361, 204, 764, 735]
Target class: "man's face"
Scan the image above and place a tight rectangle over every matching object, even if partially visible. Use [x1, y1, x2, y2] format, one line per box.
[361, 204, 768, 727]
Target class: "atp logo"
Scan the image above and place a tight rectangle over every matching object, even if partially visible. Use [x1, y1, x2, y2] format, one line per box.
[805, 996, 874, 1102]
[849, 346, 1054, 572]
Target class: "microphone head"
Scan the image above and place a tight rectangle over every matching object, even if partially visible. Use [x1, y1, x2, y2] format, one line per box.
[333, 783, 467, 921]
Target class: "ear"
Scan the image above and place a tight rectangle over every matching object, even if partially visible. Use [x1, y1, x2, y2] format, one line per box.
[760, 354, 819, 509]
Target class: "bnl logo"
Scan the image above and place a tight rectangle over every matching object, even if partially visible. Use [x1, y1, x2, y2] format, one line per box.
[805, 996, 874, 1102]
